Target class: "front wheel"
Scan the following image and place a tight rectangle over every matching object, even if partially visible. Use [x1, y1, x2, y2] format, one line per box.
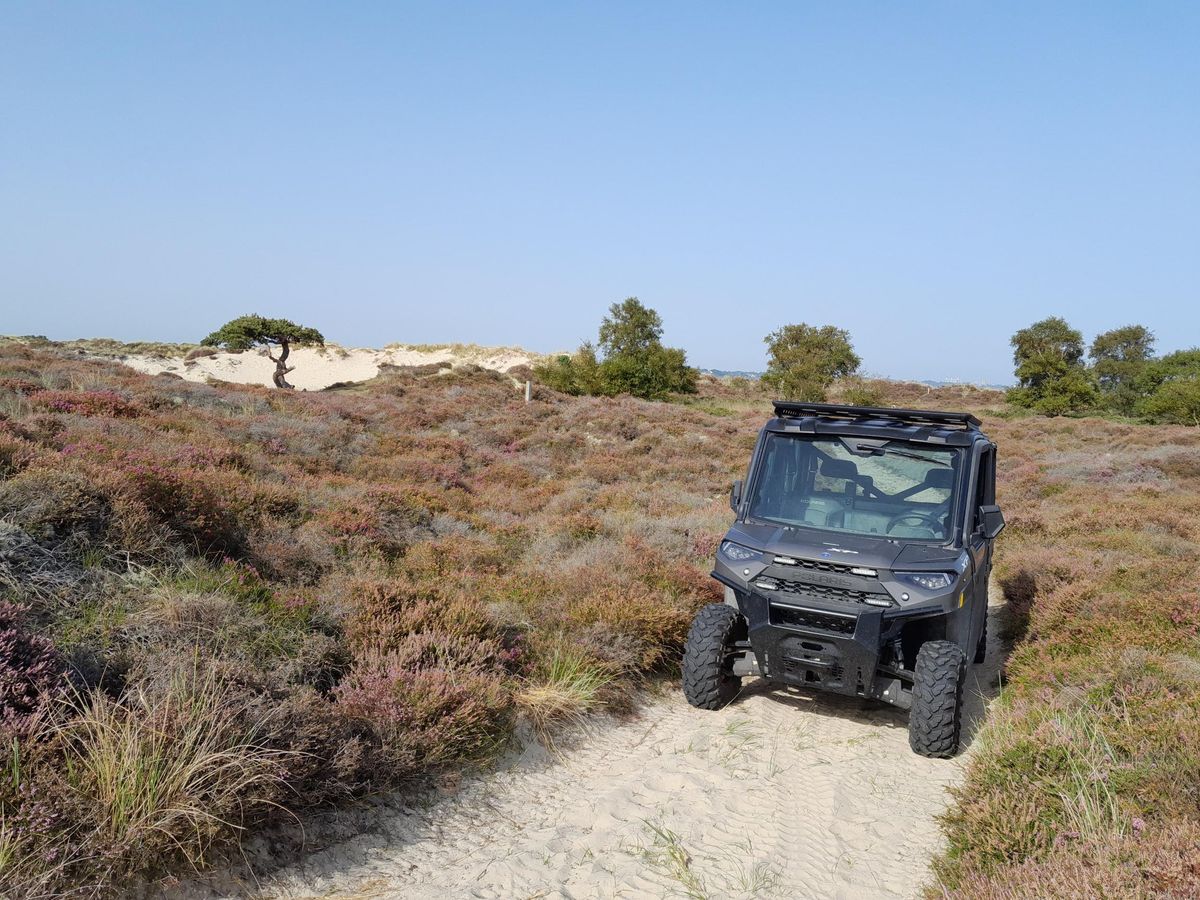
[682, 603, 746, 710]
[908, 640, 966, 758]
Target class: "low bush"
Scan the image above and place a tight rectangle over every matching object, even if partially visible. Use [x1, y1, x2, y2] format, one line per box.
[335, 641, 511, 776]
[0, 603, 65, 729]
[31, 390, 142, 419]
[0, 469, 112, 549]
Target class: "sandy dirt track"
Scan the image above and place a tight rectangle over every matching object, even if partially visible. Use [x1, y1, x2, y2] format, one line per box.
[194, 602, 1001, 900]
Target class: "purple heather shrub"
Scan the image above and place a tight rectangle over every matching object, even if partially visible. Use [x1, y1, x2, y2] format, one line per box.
[0, 603, 64, 729]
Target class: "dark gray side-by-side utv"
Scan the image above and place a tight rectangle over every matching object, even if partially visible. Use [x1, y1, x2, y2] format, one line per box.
[683, 401, 1004, 758]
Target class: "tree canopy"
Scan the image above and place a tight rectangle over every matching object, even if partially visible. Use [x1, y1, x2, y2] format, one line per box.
[201, 314, 324, 388]
[1007, 316, 1096, 415]
[201, 315, 325, 352]
[761, 324, 860, 402]
[1090, 324, 1155, 414]
[598, 298, 664, 358]
[1139, 378, 1200, 426]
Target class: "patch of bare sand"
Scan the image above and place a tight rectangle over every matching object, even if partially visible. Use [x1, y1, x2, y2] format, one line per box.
[187, 597, 1002, 900]
[115, 344, 550, 391]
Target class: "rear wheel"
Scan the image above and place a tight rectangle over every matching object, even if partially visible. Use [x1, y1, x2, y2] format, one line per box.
[682, 603, 746, 710]
[908, 640, 966, 758]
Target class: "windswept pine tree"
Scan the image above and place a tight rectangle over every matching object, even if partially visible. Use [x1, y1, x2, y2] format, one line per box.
[201, 315, 325, 388]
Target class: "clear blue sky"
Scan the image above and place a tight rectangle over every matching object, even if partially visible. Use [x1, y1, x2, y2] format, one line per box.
[3, 3, 1197, 384]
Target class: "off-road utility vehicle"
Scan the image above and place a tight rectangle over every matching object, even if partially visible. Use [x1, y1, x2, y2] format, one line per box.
[683, 402, 1004, 757]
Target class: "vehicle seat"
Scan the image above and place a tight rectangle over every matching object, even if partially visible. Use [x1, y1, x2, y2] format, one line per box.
[820, 458, 859, 527]
[898, 467, 954, 502]
[777, 495, 837, 526]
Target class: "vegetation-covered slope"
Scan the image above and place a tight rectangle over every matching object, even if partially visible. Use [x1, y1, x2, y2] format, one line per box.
[934, 415, 1200, 897]
[0, 344, 1197, 896]
[0, 346, 737, 895]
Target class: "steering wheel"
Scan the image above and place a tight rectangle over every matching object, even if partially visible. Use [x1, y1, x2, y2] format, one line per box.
[886, 511, 944, 534]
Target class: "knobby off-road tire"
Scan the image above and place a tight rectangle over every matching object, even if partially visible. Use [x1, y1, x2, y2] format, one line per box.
[909, 640, 966, 758]
[682, 603, 746, 710]
[973, 615, 988, 665]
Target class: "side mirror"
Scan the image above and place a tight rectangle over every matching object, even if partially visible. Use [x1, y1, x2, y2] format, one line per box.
[730, 479, 743, 512]
[978, 504, 1005, 539]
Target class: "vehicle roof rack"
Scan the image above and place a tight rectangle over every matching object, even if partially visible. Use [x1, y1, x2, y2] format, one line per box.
[772, 400, 981, 429]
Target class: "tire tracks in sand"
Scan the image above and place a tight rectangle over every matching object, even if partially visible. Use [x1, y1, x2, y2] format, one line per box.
[199, 601, 1003, 900]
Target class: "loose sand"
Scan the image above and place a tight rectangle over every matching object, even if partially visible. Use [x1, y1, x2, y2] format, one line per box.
[116, 344, 549, 391]
[190, 596, 1002, 900]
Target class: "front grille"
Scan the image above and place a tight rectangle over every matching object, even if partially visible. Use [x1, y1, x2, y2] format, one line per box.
[770, 604, 857, 635]
[773, 556, 874, 577]
[774, 579, 874, 604]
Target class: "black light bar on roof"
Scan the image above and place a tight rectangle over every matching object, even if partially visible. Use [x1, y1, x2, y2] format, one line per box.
[771, 400, 982, 429]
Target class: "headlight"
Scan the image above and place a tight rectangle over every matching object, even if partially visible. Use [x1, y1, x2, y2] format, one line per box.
[719, 541, 762, 562]
[895, 571, 956, 591]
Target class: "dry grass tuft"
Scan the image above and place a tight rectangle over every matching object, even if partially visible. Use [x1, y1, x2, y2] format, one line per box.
[56, 669, 288, 868]
[516, 645, 615, 737]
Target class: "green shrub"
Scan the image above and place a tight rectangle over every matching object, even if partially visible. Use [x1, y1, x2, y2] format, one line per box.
[533, 299, 697, 399]
[837, 377, 886, 407]
[532, 344, 604, 396]
[1138, 377, 1200, 426]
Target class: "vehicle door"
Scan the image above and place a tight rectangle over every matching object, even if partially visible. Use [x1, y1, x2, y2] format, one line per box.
[965, 443, 997, 645]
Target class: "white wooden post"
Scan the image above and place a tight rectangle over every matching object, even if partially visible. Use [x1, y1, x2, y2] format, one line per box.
[525, 380, 532, 403]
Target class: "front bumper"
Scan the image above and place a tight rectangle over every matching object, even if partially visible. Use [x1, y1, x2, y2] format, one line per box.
[762, 596, 885, 697]
[713, 571, 944, 706]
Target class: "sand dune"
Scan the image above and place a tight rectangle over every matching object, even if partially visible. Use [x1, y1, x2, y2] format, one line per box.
[115, 343, 550, 391]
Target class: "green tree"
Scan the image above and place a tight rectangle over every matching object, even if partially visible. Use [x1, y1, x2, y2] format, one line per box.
[535, 298, 697, 399]
[201, 314, 325, 389]
[1089, 324, 1155, 415]
[1007, 316, 1096, 415]
[761, 324, 860, 402]
[595, 298, 696, 397]
[598, 297, 665, 358]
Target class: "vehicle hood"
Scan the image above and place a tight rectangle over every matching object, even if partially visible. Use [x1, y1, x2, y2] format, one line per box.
[725, 520, 962, 571]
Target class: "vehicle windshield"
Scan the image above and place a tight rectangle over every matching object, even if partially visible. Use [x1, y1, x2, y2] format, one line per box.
[746, 433, 963, 541]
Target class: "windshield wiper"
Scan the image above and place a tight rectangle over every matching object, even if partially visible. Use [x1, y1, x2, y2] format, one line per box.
[863, 446, 951, 467]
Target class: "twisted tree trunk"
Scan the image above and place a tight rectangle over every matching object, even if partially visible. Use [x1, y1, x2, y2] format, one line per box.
[266, 340, 296, 389]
